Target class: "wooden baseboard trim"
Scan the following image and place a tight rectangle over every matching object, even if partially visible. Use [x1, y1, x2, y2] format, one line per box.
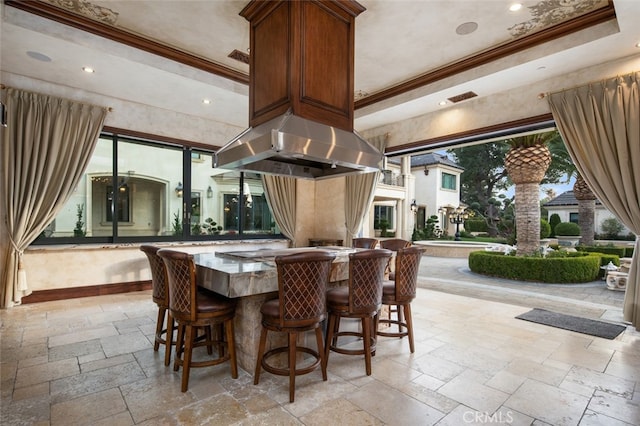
[21, 281, 152, 304]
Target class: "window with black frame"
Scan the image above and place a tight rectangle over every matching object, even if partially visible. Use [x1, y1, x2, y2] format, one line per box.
[33, 133, 278, 244]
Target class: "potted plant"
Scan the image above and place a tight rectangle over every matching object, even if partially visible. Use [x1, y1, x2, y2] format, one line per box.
[379, 219, 390, 237]
[74, 204, 86, 237]
[202, 217, 223, 235]
[554, 221, 581, 247]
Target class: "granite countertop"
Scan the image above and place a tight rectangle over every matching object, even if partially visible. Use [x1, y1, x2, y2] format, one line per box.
[194, 247, 355, 298]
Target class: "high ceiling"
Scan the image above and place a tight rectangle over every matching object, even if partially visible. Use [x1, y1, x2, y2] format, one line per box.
[2, 0, 639, 144]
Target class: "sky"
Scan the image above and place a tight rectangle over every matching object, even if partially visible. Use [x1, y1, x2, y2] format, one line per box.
[502, 175, 575, 201]
[436, 150, 575, 202]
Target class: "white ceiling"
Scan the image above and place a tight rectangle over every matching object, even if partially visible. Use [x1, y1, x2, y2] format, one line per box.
[2, 0, 640, 137]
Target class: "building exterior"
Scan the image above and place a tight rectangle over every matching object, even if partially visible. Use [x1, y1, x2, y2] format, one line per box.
[365, 153, 463, 240]
[544, 190, 632, 236]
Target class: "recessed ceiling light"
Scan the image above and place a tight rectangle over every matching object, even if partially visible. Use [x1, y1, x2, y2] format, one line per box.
[202, 99, 211, 105]
[456, 22, 478, 35]
[438, 100, 447, 106]
[82, 67, 95, 73]
[26, 51, 51, 62]
[509, 3, 523, 12]
[537, 66, 547, 70]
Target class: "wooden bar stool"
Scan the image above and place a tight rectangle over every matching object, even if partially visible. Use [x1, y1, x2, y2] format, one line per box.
[324, 249, 392, 375]
[253, 251, 335, 403]
[376, 246, 425, 353]
[379, 239, 412, 325]
[352, 237, 378, 249]
[158, 249, 238, 392]
[380, 238, 412, 280]
[140, 244, 175, 366]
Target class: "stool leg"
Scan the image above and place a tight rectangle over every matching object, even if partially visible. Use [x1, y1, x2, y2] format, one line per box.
[164, 312, 174, 366]
[315, 327, 327, 381]
[288, 331, 297, 403]
[397, 304, 404, 334]
[254, 326, 268, 385]
[362, 317, 372, 376]
[174, 324, 185, 372]
[404, 304, 415, 353]
[205, 325, 213, 355]
[225, 319, 238, 379]
[324, 314, 336, 370]
[216, 323, 225, 357]
[181, 325, 194, 392]
[154, 307, 166, 351]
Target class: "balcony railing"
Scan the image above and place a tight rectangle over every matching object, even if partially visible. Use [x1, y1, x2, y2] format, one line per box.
[380, 169, 404, 187]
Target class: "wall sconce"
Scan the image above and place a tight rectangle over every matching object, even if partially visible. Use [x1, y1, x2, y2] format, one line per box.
[206, 186, 213, 198]
[423, 166, 429, 176]
[175, 182, 183, 197]
[410, 199, 418, 214]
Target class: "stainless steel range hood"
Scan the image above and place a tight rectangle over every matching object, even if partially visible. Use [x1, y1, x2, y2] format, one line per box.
[214, 0, 380, 180]
[214, 110, 382, 180]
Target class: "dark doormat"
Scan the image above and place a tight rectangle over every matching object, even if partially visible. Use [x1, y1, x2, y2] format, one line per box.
[516, 308, 626, 340]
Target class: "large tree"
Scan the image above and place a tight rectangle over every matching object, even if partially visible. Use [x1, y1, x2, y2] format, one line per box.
[448, 133, 572, 237]
[504, 131, 557, 255]
[447, 143, 510, 209]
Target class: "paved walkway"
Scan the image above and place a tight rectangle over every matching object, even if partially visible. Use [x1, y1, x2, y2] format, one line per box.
[417, 255, 627, 324]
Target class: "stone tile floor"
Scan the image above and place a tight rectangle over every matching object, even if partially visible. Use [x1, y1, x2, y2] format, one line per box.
[1, 256, 639, 425]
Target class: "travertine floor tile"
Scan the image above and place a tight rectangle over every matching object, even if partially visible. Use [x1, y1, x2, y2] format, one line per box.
[1, 257, 638, 425]
[504, 379, 589, 425]
[587, 389, 640, 425]
[50, 387, 127, 425]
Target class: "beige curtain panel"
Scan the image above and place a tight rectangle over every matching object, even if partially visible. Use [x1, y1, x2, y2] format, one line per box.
[344, 133, 388, 247]
[262, 175, 297, 246]
[547, 71, 640, 329]
[1, 88, 107, 307]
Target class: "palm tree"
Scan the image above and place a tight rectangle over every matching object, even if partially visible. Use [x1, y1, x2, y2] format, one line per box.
[504, 131, 555, 255]
[547, 135, 596, 245]
[573, 174, 596, 245]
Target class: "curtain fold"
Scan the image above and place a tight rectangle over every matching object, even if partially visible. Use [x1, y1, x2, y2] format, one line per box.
[1, 88, 107, 307]
[344, 134, 388, 247]
[547, 71, 640, 329]
[262, 175, 297, 246]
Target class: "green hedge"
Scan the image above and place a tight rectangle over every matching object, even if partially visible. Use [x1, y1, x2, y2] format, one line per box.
[465, 219, 488, 233]
[577, 245, 626, 257]
[575, 246, 622, 278]
[468, 251, 601, 283]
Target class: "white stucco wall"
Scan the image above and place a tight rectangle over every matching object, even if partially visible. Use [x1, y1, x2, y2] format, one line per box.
[546, 206, 633, 236]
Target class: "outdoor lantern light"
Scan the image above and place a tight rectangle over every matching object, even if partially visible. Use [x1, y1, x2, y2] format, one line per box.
[410, 199, 418, 231]
[449, 205, 468, 241]
[207, 186, 213, 198]
[175, 182, 183, 197]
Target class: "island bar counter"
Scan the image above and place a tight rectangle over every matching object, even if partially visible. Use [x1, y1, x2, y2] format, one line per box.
[193, 247, 355, 371]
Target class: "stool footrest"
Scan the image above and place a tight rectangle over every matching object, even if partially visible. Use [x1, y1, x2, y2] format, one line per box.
[261, 346, 322, 377]
[377, 318, 409, 338]
[329, 331, 376, 356]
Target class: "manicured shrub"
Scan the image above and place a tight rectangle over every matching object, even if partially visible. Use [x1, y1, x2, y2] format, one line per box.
[554, 221, 580, 236]
[601, 217, 624, 239]
[540, 219, 551, 239]
[624, 247, 635, 257]
[549, 214, 561, 237]
[468, 251, 601, 283]
[465, 219, 488, 233]
[577, 245, 625, 257]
